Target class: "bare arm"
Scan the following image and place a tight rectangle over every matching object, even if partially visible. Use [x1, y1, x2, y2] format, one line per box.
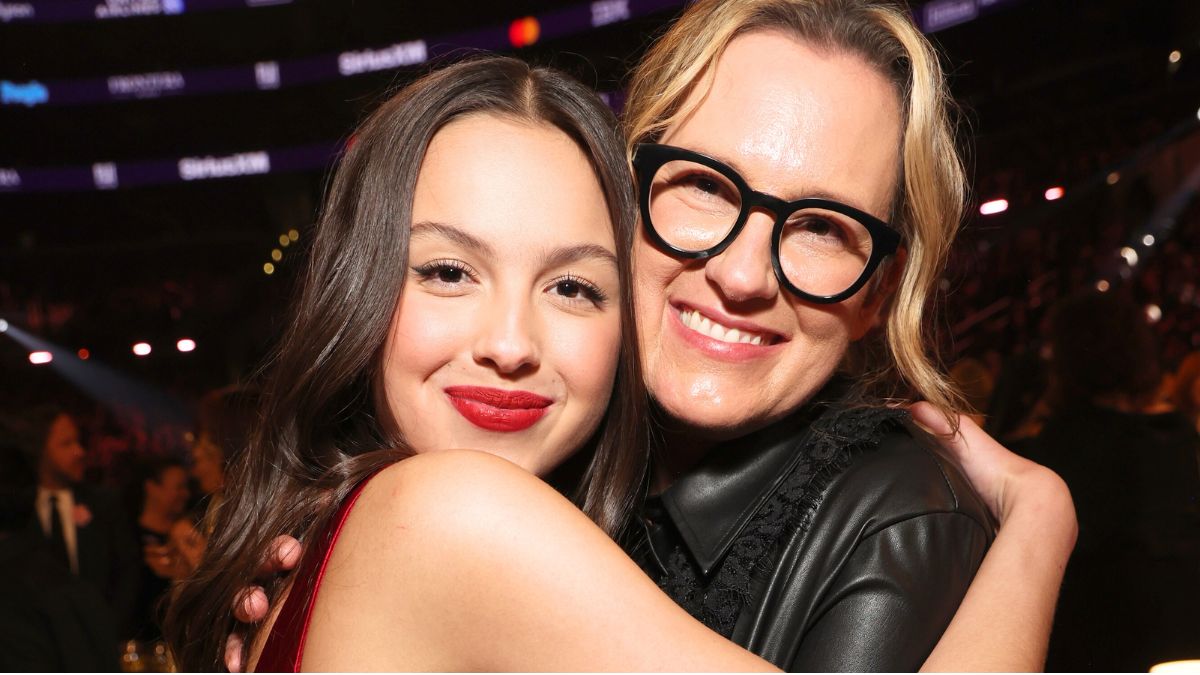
[271, 450, 776, 672]
[910, 403, 1077, 672]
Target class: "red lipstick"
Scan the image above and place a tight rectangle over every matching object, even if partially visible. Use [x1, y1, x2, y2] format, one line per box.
[444, 386, 553, 432]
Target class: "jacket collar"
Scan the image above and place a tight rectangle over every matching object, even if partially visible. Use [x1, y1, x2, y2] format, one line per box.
[655, 379, 848, 576]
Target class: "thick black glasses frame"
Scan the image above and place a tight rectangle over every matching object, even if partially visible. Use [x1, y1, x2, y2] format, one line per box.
[633, 143, 902, 304]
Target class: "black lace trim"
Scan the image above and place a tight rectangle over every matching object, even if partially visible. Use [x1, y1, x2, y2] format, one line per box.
[653, 404, 909, 637]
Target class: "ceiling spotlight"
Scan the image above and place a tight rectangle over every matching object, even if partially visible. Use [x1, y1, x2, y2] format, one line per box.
[263, 262, 276, 275]
[1168, 50, 1182, 64]
[1146, 304, 1163, 323]
[0, 318, 7, 332]
[77, 348, 90, 360]
[979, 198, 1009, 216]
[271, 248, 283, 262]
[29, 351, 52, 365]
[279, 234, 290, 247]
[177, 338, 196, 353]
[1142, 234, 1156, 246]
[1096, 280, 1110, 292]
[287, 229, 299, 241]
[1107, 171, 1121, 185]
[1120, 246, 1139, 266]
[132, 342, 152, 357]
[1044, 186, 1065, 201]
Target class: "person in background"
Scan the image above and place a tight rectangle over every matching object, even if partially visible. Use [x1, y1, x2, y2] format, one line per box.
[1027, 290, 1200, 672]
[172, 386, 259, 572]
[6, 405, 140, 637]
[131, 456, 191, 643]
[1171, 350, 1200, 436]
[0, 438, 119, 672]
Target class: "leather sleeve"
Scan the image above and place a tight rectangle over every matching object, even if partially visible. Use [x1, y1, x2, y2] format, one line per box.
[789, 511, 990, 672]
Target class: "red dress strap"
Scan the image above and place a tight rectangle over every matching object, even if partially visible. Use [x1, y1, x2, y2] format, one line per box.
[254, 472, 380, 672]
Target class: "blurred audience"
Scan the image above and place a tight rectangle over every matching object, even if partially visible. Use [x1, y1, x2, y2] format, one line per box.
[172, 385, 259, 571]
[3, 405, 140, 639]
[1025, 291, 1200, 672]
[1170, 351, 1200, 435]
[130, 456, 191, 643]
[0, 435, 119, 671]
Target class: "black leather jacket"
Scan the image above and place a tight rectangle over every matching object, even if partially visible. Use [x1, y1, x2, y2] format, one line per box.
[633, 403, 994, 672]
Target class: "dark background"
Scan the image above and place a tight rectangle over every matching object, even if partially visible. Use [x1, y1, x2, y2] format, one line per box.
[2, 0, 1200, 438]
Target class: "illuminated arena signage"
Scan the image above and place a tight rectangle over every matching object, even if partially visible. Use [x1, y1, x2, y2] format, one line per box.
[0, 2, 33, 21]
[107, 71, 186, 99]
[94, 0, 185, 19]
[1, 80, 49, 106]
[337, 41, 429, 76]
[178, 151, 271, 181]
[590, 0, 630, 27]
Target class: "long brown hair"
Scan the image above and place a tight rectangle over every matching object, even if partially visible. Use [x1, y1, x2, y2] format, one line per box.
[165, 56, 648, 670]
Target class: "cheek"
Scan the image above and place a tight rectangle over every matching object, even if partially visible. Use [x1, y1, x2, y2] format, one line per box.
[384, 292, 470, 393]
[550, 311, 622, 412]
[632, 237, 681, 343]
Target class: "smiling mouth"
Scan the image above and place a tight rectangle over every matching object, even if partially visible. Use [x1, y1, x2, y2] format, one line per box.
[444, 386, 552, 433]
[675, 307, 779, 346]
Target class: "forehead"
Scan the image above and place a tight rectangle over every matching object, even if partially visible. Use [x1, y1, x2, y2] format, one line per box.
[660, 31, 902, 217]
[412, 114, 615, 253]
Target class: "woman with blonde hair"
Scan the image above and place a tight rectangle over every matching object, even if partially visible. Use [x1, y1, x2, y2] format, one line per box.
[216, 0, 1075, 670]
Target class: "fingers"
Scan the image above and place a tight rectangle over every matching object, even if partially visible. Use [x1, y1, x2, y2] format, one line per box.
[224, 632, 245, 673]
[261, 535, 302, 574]
[233, 586, 269, 624]
[908, 401, 960, 443]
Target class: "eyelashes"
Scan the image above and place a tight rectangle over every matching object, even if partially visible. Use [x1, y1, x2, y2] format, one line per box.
[410, 260, 610, 308]
[547, 273, 609, 307]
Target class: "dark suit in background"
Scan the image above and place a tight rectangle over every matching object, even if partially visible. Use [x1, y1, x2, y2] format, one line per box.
[0, 531, 119, 671]
[29, 483, 140, 638]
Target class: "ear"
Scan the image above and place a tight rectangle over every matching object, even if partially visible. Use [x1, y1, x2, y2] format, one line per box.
[848, 247, 907, 341]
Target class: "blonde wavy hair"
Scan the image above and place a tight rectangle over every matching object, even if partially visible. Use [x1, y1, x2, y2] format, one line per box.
[624, 0, 969, 422]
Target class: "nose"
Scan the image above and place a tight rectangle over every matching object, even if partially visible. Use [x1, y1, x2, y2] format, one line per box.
[703, 211, 779, 303]
[473, 290, 541, 375]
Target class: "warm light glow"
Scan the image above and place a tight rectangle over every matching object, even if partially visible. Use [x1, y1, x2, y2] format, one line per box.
[508, 16, 540, 48]
[1096, 280, 1110, 292]
[279, 234, 290, 246]
[29, 351, 52, 365]
[132, 342, 152, 357]
[979, 199, 1009, 215]
[1146, 304, 1163, 322]
[77, 348, 90, 360]
[1168, 50, 1182, 64]
[1044, 186, 1065, 201]
[1150, 660, 1200, 673]
[1107, 171, 1121, 185]
[176, 338, 196, 353]
[263, 262, 275, 275]
[271, 248, 283, 262]
[1143, 234, 1156, 246]
[1120, 246, 1139, 266]
[288, 229, 299, 241]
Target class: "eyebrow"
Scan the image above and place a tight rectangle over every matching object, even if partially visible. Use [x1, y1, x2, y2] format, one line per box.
[540, 243, 619, 271]
[682, 144, 880, 215]
[412, 220, 618, 270]
[411, 221, 496, 258]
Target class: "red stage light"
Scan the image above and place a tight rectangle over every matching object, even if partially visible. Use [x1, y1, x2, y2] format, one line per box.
[77, 348, 90, 360]
[1044, 186, 1064, 201]
[508, 17, 540, 48]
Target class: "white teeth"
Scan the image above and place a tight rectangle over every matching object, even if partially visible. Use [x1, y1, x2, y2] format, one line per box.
[678, 309, 770, 346]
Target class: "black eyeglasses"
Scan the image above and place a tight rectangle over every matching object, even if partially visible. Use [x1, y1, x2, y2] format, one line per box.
[632, 143, 902, 304]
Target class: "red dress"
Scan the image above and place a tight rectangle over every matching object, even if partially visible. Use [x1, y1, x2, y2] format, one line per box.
[254, 476, 375, 672]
